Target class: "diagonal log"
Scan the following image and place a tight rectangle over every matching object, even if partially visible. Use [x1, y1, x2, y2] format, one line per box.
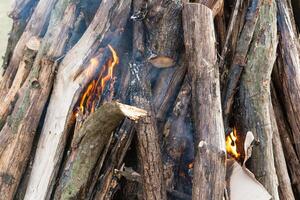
[54, 102, 146, 200]
[183, 3, 226, 200]
[24, 1, 132, 199]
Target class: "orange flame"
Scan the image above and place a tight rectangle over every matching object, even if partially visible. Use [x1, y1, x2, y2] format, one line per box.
[78, 45, 119, 115]
[226, 128, 240, 159]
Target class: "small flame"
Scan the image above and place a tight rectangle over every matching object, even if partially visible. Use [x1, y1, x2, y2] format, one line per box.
[78, 45, 119, 115]
[226, 128, 240, 159]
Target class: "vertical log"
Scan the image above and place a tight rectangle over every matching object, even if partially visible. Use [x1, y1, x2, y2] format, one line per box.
[236, 0, 279, 198]
[183, 3, 226, 200]
[270, 101, 295, 200]
[275, 0, 300, 159]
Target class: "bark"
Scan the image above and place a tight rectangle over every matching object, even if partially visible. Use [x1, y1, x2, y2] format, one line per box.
[1, 0, 38, 70]
[271, 85, 300, 195]
[221, 0, 262, 130]
[236, 0, 279, 198]
[183, 3, 226, 200]
[275, 0, 300, 159]
[24, 1, 131, 199]
[54, 102, 146, 200]
[0, 0, 83, 198]
[0, 0, 58, 95]
[270, 101, 295, 200]
[144, 0, 183, 68]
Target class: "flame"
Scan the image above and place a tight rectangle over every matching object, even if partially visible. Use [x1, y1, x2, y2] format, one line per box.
[226, 128, 240, 159]
[78, 45, 119, 115]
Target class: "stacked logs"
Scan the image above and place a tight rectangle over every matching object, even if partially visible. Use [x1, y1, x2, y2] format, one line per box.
[0, 0, 299, 199]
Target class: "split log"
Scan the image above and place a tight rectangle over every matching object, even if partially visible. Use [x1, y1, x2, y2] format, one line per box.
[0, 0, 85, 198]
[221, 0, 262, 130]
[24, 1, 132, 199]
[271, 85, 300, 195]
[144, 0, 183, 68]
[236, 0, 279, 198]
[129, 1, 167, 198]
[183, 3, 226, 200]
[0, 0, 58, 95]
[274, 0, 300, 159]
[54, 102, 146, 199]
[1, 0, 38, 70]
[270, 101, 295, 200]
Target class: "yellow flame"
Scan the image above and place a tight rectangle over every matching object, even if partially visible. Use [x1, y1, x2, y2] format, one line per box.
[226, 128, 240, 159]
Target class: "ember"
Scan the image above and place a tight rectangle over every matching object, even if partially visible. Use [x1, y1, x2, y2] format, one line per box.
[226, 128, 240, 159]
[78, 45, 119, 115]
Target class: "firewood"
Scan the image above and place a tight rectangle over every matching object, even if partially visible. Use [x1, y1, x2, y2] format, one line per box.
[236, 0, 279, 198]
[24, 1, 132, 199]
[270, 102, 295, 200]
[54, 102, 146, 200]
[274, 0, 300, 159]
[183, 3, 226, 200]
[271, 85, 300, 195]
[0, 0, 84, 198]
[1, 0, 38, 70]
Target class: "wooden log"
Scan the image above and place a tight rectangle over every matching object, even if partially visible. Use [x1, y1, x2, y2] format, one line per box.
[0, 0, 84, 198]
[54, 102, 146, 199]
[236, 0, 279, 198]
[24, 1, 132, 199]
[270, 100, 295, 200]
[221, 0, 262, 130]
[271, 85, 300, 195]
[274, 0, 300, 159]
[129, 1, 167, 198]
[183, 3, 226, 200]
[2, 0, 38, 70]
[0, 0, 58, 96]
[144, 0, 183, 68]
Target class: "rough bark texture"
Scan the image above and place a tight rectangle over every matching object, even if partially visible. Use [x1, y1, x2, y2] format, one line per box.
[270, 101, 295, 200]
[54, 102, 146, 200]
[275, 0, 300, 159]
[24, 1, 131, 199]
[236, 0, 279, 199]
[183, 3, 226, 200]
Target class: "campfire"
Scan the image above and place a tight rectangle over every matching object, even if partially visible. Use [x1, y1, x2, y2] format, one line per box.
[0, 0, 299, 200]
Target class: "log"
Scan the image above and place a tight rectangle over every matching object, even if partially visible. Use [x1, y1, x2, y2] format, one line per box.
[0, 0, 83, 198]
[274, 0, 300, 159]
[0, 0, 58, 96]
[183, 3, 226, 200]
[24, 1, 131, 199]
[221, 0, 262, 130]
[270, 101, 295, 200]
[271, 85, 300, 195]
[1, 0, 38, 70]
[129, 1, 167, 198]
[54, 102, 146, 199]
[144, 0, 183, 68]
[236, 0, 279, 198]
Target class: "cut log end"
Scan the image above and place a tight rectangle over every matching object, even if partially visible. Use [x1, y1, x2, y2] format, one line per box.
[26, 36, 41, 51]
[116, 102, 147, 121]
[148, 56, 176, 68]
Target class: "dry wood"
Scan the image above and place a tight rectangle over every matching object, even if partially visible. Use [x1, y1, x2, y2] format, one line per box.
[0, 0, 58, 96]
[236, 0, 279, 198]
[0, 0, 83, 198]
[24, 1, 132, 199]
[183, 3, 226, 200]
[2, 0, 38, 70]
[271, 85, 300, 195]
[221, 0, 262, 130]
[54, 102, 146, 199]
[274, 0, 300, 159]
[270, 102, 295, 200]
